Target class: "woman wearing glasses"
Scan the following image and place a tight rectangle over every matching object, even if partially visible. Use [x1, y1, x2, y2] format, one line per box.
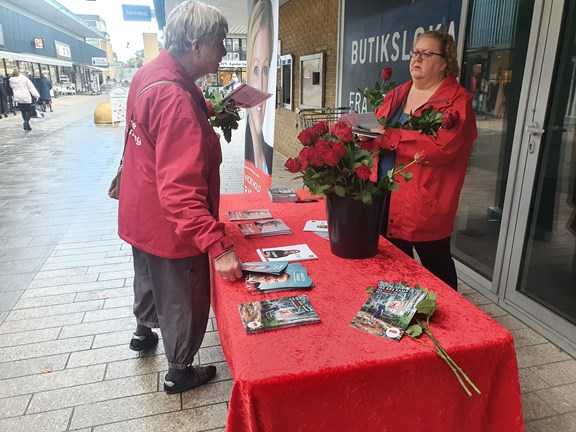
[374, 30, 477, 290]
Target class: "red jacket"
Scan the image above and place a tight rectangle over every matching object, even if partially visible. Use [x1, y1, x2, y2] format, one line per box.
[375, 75, 477, 242]
[118, 49, 233, 259]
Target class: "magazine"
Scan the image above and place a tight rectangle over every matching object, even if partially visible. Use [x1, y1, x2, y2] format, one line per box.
[350, 281, 427, 342]
[241, 261, 289, 275]
[223, 83, 273, 109]
[268, 187, 299, 203]
[303, 220, 328, 232]
[228, 209, 273, 221]
[245, 263, 314, 294]
[238, 294, 321, 334]
[237, 218, 292, 238]
[256, 243, 318, 262]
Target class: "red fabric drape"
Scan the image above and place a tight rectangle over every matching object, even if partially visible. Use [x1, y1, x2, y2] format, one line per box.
[214, 192, 524, 432]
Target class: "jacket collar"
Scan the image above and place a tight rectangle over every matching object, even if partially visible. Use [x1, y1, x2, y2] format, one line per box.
[387, 74, 459, 116]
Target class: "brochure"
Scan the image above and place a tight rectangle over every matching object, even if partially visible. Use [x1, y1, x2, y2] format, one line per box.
[238, 294, 321, 334]
[303, 220, 328, 232]
[228, 209, 273, 221]
[257, 243, 318, 262]
[341, 111, 383, 138]
[237, 218, 292, 238]
[245, 263, 314, 294]
[223, 83, 272, 109]
[268, 187, 299, 203]
[241, 261, 289, 275]
[350, 281, 427, 342]
[313, 231, 330, 241]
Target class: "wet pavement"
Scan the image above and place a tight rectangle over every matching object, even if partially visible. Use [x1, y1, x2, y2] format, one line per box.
[0, 95, 575, 431]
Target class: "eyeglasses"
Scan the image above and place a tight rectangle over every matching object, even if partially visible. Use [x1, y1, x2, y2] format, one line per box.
[409, 50, 445, 60]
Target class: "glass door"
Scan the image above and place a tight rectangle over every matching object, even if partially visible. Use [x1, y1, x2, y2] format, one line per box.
[453, 0, 535, 282]
[502, 0, 576, 349]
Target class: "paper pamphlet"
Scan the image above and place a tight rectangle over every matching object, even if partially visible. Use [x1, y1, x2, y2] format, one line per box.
[303, 220, 328, 232]
[341, 111, 382, 138]
[228, 209, 273, 221]
[257, 243, 318, 262]
[241, 261, 289, 275]
[223, 83, 272, 109]
[350, 281, 427, 342]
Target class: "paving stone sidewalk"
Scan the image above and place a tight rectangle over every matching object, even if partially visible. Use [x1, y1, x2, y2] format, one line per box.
[0, 95, 575, 431]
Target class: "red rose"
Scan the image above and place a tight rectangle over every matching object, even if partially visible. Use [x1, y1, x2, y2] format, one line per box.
[324, 149, 341, 166]
[441, 111, 460, 129]
[311, 121, 329, 138]
[331, 141, 346, 157]
[330, 121, 353, 142]
[381, 67, 392, 81]
[298, 147, 314, 170]
[298, 129, 314, 146]
[284, 157, 301, 173]
[355, 163, 371, 180]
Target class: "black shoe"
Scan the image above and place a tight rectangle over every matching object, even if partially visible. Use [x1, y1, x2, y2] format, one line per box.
[163, 365, 217, 394]
[129, 331, 158, 351]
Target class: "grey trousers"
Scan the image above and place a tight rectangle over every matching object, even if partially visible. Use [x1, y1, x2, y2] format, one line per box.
[131, 246, 211, 370]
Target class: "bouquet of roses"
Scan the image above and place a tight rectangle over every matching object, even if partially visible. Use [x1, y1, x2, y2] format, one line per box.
[285, 120, 423, 204]
[379, 105, 460, 137]
[204, 88, 241, 143]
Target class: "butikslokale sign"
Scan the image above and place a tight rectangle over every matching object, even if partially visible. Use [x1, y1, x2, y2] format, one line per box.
[340, 0, 462, 112]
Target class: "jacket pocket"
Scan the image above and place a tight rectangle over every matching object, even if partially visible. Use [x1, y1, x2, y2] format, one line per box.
[419, 184, 440, 211]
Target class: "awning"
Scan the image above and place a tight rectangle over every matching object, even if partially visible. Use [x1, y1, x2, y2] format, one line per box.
[0, 50, 73, 67]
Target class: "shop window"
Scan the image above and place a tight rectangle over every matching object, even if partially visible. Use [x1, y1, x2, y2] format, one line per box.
[280, 54, 293, 110]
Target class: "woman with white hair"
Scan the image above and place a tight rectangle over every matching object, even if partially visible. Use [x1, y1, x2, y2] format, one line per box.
[38, 72, 53, 113]
[117, 0, 242, 394]
[9, 68, 39, 131]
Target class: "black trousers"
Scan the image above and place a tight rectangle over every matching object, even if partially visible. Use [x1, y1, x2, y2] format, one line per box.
[19, 103, 33, 123]
[381, 199, 458, 290]
[385, 236, 458, 290]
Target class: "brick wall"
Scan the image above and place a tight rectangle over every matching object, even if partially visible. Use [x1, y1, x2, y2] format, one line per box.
[273, 0, 339, 159]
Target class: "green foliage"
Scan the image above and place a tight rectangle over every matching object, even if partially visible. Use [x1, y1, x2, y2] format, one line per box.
[204, 88, 241, 143]
[379, 105, 444, 137]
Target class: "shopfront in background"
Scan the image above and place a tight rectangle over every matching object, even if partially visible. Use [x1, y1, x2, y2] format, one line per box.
[342, 0, 576, 355]
[276, 0, 575, 355]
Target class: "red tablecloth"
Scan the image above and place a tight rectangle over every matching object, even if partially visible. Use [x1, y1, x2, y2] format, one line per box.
[214, 192, 524, 432]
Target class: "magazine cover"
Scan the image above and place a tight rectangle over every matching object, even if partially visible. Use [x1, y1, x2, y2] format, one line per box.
[245, 263, 313, 293]
[350, 282, 426, 342]
[228, 209, 273, 221]
[256, 243, 318, 262]
[241, 261, 289, 275]
[303, 220, 328, 232]
[237, 219, 291, 238]
[238, 294, 321, 334]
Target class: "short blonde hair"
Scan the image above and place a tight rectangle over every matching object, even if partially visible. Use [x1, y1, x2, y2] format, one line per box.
[164, 0, 228, 57]
[416, 30, 460, 77]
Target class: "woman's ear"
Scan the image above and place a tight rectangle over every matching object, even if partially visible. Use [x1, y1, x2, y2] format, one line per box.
[190, 39, 201, 55]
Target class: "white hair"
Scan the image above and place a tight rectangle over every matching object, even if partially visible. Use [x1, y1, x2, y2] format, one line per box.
[164, 0, 228, 57]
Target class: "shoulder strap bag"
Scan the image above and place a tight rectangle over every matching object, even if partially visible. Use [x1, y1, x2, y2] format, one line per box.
[108, 80, 191, 199]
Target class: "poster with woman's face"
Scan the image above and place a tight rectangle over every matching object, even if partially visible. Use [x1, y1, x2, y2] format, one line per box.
[244, 0, 279, 193]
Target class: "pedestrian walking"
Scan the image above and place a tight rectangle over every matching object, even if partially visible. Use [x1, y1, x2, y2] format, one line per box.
[37, 72, 53, 112]
[9, 68, 40, 131]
